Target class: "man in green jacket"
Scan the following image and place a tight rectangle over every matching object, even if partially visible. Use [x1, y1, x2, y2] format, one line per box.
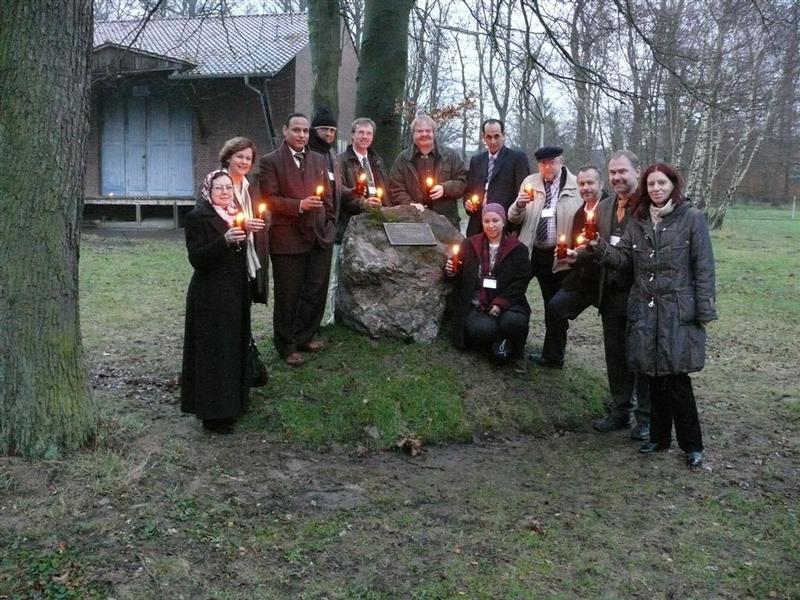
[388, 114, 467, 228]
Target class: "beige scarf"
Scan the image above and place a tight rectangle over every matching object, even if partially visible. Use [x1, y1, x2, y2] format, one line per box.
[649, 198, 675, 228]
[230, 175, 261, 279]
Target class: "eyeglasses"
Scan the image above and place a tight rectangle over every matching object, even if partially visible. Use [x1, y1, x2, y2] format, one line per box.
[212, 185, 234, 192]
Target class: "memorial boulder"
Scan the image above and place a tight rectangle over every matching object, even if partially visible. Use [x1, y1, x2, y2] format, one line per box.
[335, 206, 464, 342]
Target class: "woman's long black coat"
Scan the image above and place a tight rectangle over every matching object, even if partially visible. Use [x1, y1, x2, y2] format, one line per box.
[451, 233, 532, 350]
[181, 202, 250, 420]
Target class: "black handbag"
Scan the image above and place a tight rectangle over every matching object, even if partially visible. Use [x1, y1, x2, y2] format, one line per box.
[247, 337, 268, 387]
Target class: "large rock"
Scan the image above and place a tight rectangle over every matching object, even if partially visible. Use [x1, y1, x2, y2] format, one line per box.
[335, 206, 464, 342]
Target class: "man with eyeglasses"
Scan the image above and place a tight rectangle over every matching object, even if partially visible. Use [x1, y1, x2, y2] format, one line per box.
[508, 146, 580, 369]
[388, 114, 467, 227]
[258, 112, 335, 367]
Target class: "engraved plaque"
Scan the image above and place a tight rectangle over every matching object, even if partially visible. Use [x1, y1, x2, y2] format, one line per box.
[383, 223, 437, 246]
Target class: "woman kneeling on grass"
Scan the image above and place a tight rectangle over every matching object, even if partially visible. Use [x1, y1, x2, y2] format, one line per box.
[181, 170, 265, 433]
[446, 203, 532, 373]
[575, 163, 716, 468]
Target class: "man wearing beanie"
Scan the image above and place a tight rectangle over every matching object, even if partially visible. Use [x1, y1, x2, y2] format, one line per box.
[508, 145, 580, 368]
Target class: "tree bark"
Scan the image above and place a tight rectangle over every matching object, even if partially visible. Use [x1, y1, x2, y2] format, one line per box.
[308, 0, 342, 115]
[355, 0, 414, 162]
[0, 0, 96, 458]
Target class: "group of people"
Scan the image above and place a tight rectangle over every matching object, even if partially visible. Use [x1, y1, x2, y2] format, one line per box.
[180, 109, 717, 469]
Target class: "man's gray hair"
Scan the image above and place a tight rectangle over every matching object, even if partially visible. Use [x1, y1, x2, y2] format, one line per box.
[410, 114, 436, 132]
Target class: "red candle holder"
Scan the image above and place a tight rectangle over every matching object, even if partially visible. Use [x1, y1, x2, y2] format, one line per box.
[556, 234, 568, 259]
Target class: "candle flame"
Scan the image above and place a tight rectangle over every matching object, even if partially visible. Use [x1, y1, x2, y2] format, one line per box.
[259, 203, 267, 215]
[471, 194, 479, 203]
[524, 184, 533, 194]
[358, 172, 367, 182]
[426, 177, 434, 187]
[587, 210, 595, 221]
[452, 244, 460, 255]
[315, 185, 324, 196]
[559, 234, 566, 243]
[376, 188, 383, 198]
[235, 212, 245, 226]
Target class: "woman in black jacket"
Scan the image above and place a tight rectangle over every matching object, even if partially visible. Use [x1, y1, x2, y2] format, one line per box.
[582, 163, 717, 467]
[447, 203, 532, 371]
[180, 170, 257, 433]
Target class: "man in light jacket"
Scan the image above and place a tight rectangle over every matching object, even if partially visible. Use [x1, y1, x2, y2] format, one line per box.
[508, 146, 580, 368]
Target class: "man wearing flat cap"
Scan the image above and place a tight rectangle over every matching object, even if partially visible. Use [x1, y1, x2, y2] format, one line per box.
[508, 146, 580, 368]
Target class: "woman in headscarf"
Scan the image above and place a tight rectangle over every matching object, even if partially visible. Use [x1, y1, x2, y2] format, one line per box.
[446, 203, 532, 372]
[180, 170, 252, 433]
[577, 163, 716, 468]
[218, 136, 268, 303]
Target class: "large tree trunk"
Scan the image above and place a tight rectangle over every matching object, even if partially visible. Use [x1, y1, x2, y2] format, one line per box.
[0, 0, 96, 458]
[308, 0, 342, 115]
[355, 0, 414, 162]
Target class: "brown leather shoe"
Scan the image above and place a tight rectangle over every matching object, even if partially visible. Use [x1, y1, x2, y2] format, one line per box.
[285, 351, 305, 367]
[300, 339, 327, 352]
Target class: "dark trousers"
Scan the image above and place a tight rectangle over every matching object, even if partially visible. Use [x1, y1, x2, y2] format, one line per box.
[645, 373, 703, 452]
[271, 244, 333, 357]
[530, 248, 568, 363]
[601, 312, 650, 424]
[465, 307, 529, 359]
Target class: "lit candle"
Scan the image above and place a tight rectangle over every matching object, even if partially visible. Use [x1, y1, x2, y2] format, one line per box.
[450, 244, 462, 272]
[258, 203, 267, 219]
[468, 194, 481, 213]
[376, 187, 384, 201]
[357, 172, 368, 198]
[234, 212, 246, 231]
[556, 234, 568, 259]
[315, 185, 324, 197]
[524, 184, 533, 197]
[584, 210, 597, 239]
[425, 177, 435, 195]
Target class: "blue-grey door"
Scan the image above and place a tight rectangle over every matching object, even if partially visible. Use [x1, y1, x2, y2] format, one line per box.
[100, 91, 193, 196]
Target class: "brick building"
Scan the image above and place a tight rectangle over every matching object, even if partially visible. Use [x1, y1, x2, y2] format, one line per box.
[86, 13, 358, 224]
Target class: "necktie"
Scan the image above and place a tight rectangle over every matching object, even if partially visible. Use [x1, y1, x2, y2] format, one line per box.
[361, 156, 374, 187]
[486, 155, 496, 186]
[535, 181, 557, 245]
[294, 152, 305, 173]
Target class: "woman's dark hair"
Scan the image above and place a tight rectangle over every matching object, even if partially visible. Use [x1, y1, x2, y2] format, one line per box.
[218, 137, 256, 168]
[631, 162, 685, 218]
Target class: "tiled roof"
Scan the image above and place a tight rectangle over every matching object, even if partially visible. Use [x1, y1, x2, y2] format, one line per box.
[94, 13, 309, 77]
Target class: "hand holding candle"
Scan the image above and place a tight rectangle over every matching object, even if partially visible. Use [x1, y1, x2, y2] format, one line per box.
[446, 244, 462, 275]
[517, 183, 534, 208]
[466, 194, 481, 214]
[356, 172, 368, 198]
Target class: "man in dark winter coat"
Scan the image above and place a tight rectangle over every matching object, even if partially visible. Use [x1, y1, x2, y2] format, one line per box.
[589, 151, 651, 440]
[389, 114, 467, 228]
[463, 118, 530, 236]
[337, 117, 391, 242]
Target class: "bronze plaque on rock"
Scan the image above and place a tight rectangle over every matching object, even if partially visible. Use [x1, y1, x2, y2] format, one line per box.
[383, 223, 437, 246]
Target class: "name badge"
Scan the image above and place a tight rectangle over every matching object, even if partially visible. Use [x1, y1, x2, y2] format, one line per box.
[610, 235, 621, 246]
[483, 277, 497, 289]
[328, 170, 335, 181]
[541, 207, 555, 218]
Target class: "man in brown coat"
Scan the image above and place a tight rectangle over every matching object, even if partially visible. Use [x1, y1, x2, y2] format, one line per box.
[258, 112, 335, 367]
[388, 114, 467, 227]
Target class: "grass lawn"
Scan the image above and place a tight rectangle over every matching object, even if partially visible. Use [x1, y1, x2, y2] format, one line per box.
[1, 206, 798, 599]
